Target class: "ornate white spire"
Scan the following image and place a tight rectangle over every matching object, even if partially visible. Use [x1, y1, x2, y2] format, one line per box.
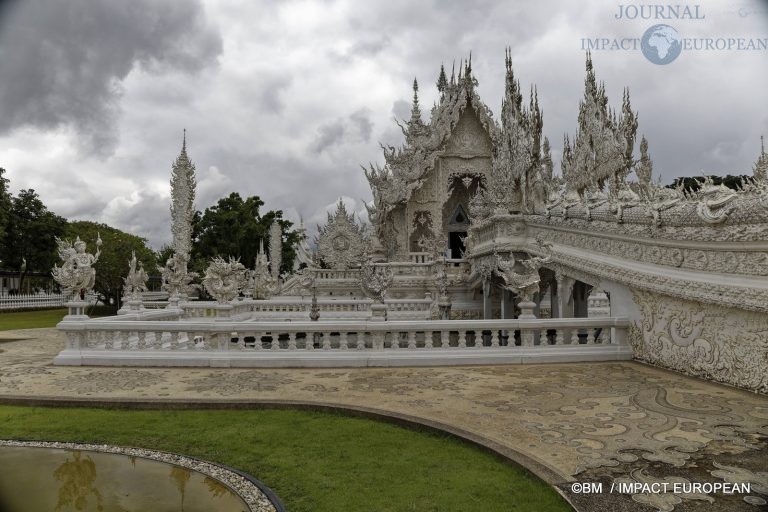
[269, 221, 283, 281]
[170, 129, 196, 260]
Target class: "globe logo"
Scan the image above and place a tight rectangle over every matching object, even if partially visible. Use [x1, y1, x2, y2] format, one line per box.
[641, 24, 682, 65]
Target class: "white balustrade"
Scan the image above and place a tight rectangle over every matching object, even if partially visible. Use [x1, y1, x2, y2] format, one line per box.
[54, 315, 632, 367]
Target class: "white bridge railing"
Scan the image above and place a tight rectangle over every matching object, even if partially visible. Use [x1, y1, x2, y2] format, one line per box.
[54, 316, 631, 367]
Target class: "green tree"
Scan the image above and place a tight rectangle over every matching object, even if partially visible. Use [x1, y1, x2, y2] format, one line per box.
[66, 221, 157, 308]
[1, 188, 67, 289]
[191, 192, 300, 275]
[668, 174, 752, 193]
[0, 168, 11, 243]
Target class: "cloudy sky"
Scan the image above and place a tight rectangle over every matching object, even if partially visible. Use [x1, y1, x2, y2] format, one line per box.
[0, 0, 766, 248]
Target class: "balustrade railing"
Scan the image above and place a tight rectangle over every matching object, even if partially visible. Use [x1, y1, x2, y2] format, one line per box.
[179, 297, 433, 321]
[57, 316, 628, 353]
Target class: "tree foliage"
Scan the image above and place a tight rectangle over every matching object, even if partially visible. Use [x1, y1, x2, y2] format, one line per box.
[1, 188, 67, 289]
[0, 168, 11, 242]
[668, 175, 753, 193]
[65, 221, 157, 307]
[191, 192, 300, 276]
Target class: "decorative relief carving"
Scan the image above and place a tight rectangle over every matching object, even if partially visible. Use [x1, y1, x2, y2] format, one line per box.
[202, 257, 246, 303]
[528, 226, 768, 276]
[317, 200, 367, 270]
[631, 290, 768, 393]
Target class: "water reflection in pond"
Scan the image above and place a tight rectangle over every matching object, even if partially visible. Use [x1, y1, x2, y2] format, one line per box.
[0, 446, 249, 512]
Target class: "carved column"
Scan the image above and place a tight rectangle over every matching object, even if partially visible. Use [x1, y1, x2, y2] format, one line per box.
[482, 279, 492, 320]
[550, 276, 559, 318]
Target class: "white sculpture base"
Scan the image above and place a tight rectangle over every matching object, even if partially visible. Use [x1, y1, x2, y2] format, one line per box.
[518, 300, 537, 319]
[52, 345, 633, 368]
[63, 301, 89, 320]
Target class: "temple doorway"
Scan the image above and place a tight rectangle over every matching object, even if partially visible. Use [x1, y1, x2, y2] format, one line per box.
[449, 231, 466, 259]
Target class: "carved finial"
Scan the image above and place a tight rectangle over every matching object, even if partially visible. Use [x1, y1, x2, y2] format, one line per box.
[450, 60, 456, 85]
[436, 64, 447, 94]
[410, 78, 422, 125]
[182, 128, 186, 152]
[466, 52, 472, 78]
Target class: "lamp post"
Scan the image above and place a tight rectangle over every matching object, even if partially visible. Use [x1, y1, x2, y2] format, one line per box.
[20, 257, 26, 295]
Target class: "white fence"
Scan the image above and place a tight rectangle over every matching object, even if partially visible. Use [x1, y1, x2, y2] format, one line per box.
[0, 293, 65, 311]
[54, 315, 631, 367]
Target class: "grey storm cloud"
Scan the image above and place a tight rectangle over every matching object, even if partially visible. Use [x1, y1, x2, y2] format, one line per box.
[311, 108, 374, 154]
[0, 0, 222, 157]
[0, 0, 766, 249]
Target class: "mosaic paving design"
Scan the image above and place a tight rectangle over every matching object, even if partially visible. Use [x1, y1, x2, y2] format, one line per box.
[1, 328, 766, 511]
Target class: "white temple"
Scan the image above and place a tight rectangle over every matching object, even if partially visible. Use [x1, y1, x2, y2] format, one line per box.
[52, 51, 768, 394]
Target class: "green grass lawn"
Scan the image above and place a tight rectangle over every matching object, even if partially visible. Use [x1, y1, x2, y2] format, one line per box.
[0, 306, 117, 331]
[0, 308, 67, 330]
[0, 406, 569, 512]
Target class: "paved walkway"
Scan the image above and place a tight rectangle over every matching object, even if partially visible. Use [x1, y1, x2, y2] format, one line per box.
[1, 329, 766, 511]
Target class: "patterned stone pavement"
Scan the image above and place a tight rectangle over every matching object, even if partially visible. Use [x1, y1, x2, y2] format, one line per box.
[1, 328, 767, 511]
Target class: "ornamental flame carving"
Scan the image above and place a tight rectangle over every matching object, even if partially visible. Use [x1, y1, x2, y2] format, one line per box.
[52, 235, 102, 300]
[317, 199, 366, 269]
[250, 240, 278, 299]
[202, 256, 247, 303]
[123, 251, 148, 301]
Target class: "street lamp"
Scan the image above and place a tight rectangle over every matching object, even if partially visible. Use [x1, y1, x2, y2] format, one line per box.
[20, 257, 26, 295]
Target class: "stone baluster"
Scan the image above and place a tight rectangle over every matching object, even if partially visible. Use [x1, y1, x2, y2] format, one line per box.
[490, 329, 500, 348]
[407, 331, 416, 349]
[440, 330, 449, 349]
[104, 331, 114, 350]
[170, 331, 179, 350]
[425, 331, 434, 349]
[339, 332, 348, 350]
[555, 328, 564, 345]
[521, 329, 534, 347]
[306, 332, 315, 350]
[254, 332, 264, 350]
[539, 329, 549, 346]
[570, 328, 580, 345]
[322, 332, 331, 350]
[288, 332, 297, 350]
[271, 333, 281, 350]
[458, 330, 467, 348]
[391, 333, 399, 349]
[587, 329, 596, 344]
[137, 331, 146, 350]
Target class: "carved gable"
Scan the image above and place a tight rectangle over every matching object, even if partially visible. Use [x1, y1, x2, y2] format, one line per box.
[443, 107, 493, 157]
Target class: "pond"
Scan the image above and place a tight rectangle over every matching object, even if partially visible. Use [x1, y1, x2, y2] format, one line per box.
[0, 445, 250, 512]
